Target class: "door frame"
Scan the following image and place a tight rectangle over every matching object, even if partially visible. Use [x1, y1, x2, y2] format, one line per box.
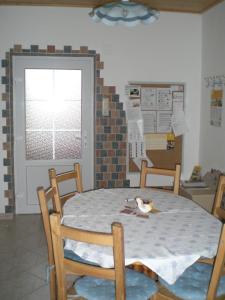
[13, 55, 94, 214]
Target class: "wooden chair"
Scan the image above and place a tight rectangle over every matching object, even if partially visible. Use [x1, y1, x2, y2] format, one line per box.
[50, 213, 158, 300]
[37, 186, 57, 300]
[197, 175, 225, 269]
[157, 223, 225, 300]
[37, 185, 89, 300]
[49, 163, 83, 216]
[212, 175, 225, 220]
[140, 160, 181, 195]
[136, 160, 181, 279]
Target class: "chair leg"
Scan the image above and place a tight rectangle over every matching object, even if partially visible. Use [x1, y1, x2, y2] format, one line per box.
[143, 265, 158, 280]
[130, 263, 158, 280]
[49, 269, 57, 300]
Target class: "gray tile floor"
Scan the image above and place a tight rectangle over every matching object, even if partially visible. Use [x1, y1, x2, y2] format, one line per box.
[0, 214, 50, 300]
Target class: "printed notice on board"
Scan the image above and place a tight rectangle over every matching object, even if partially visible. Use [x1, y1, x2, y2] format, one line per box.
[171, 111, 187, 136]
[126, 83, 185, 135]
[126, 107, 142, 121]
[210, 82, 223, 127]
[141, 88, 157, 110]
[129, 141, 145, 158]
[172, 91, 184, 113]
[132, 156, 153, 169]
[157, 111, 172, 132]
[157, 88, 173, 110]
[128, 121, 143, 142]
[125, 82, 185, 173]
[210, 107, 222, 127]
[142, 111, 156, 133]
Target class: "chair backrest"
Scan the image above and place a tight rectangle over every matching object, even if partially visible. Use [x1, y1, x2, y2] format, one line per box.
[37, 186, 57, 300]
[207, 224, 225, 300]
[50, 213, 126, 300]
[159, 224, 225, 300]
[140, 159, 181, 195]
[49, 163, 83, 216]
[212, 175, 225, 220]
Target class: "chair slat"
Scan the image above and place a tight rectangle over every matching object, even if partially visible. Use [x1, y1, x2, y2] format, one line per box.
[212, 175, 225, 220]
[140, 160, 181, 195]
[49, 163, 83, 217]
[60, 192, 77, 204]
[61, 225, 113, 246]
[56, 171, 77, 183]
[64, 259, 116, 280]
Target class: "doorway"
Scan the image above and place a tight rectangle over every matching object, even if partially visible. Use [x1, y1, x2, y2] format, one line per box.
[13, 56, 94, 214]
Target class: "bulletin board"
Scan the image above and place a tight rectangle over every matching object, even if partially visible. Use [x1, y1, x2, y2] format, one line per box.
[127, 82, 185, 172]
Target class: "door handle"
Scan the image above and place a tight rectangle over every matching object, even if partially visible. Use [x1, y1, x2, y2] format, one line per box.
[83, 131, 88, 148]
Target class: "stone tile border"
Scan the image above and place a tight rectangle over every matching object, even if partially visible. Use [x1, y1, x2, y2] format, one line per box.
[1, 45, 130, 215]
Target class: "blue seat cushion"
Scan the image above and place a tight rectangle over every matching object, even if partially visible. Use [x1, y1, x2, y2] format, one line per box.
[74, 268, 158, 300]
[159, 263, 225, 300]
[64, 249, 99, 266]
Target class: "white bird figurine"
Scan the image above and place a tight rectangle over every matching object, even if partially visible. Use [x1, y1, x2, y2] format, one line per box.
[135, 197, 153, 213]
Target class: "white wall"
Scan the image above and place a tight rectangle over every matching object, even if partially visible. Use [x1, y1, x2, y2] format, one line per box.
[200, 1, 225, 175]
[0, 6, 202, 212]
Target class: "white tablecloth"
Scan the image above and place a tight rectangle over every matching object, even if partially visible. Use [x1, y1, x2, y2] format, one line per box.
[62, 188, 222, 284]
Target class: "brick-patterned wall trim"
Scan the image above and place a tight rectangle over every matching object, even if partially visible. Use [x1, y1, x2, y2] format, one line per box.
[1, 44, 130, 215]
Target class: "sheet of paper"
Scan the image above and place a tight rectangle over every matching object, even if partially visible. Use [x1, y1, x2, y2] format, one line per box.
[127, 98, 141, 108]
[172, 91, 184, 113]
[141, 88, 157, 110]
[125, 85, 130, 95]
[173, 99, 184, 113]
[129, 137, 153, 169]
[132, 156, 153, 170]
[210, 84, 223, 127]
[142, 111, 156, 133]
[173, 91, 184, 101]
[171, 85, 184, 92]
[126, 107, 142, 121]
[137, 119, 144, 138]
[171, 111, 187, 136]
[128, 121, 143, 142]
[129, 142, 145, 158]
[157, 111, 172, 133]
[210, 107, 222, 127]
[157, 88, 173, 110]
[144, 133, 167, 150]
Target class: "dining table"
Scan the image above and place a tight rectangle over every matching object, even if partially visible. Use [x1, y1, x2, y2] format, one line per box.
[62, 187, 222, 285]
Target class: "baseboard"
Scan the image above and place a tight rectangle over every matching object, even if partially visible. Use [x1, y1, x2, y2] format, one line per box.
[0, 213, 14, 220]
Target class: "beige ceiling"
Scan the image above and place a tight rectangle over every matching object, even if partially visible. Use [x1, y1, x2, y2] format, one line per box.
[0, 0, 223, 13]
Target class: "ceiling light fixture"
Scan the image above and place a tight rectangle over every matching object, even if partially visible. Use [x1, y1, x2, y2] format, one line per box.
[89, 0, 159, 27]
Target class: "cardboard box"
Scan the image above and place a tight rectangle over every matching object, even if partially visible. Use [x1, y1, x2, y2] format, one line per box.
[180, 187, 215, 213]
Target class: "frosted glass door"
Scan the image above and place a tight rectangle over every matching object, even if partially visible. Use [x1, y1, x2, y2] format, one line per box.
[13, 56, 94, 214]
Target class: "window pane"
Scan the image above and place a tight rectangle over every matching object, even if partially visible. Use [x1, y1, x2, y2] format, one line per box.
[25, 68, 82, 160]
[54, 101, 81, 130]
[26, 131, 53, 160]
[25, 69, 53, 101]
[26, 101, 53, 130]
[54, 70, 81, 101]
[55, 131, 81, 159]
